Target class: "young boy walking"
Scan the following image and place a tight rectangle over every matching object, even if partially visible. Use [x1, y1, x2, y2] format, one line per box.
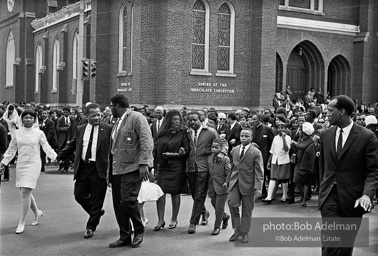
[225, 128, 264, 243]
[207, 139, 231, 235]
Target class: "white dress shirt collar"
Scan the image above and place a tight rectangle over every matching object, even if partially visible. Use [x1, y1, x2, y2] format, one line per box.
[335, 122, 353, 148]
[239, 143, 251, 156]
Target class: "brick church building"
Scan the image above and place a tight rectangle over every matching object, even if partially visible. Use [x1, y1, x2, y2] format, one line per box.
[1, 0, 377, 110]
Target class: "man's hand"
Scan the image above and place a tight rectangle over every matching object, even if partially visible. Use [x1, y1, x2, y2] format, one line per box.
[0, 163, 5, 175]
[230, 139, 236, 145]
[140, 165, 149, 181]
[354, 195, 373, 212]
[178, 147, 185, 155]
[254, 189, 262, 199]
[223, 182, 228, 189]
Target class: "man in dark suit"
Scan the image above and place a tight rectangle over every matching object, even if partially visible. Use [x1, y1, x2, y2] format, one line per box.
[56, 106, 73, 173]
[226, 128, 264, 243]
[216, 112, 228, 136]
[319, 95, 378, 256]
[186, 111, 228, 234]
[226, 112, 241, 154]
[40, 110, 56, 172]
[251, 114, 274, 198]
[150, 106, 164, 141]
[108, 94, 153, 248]
[57, 103, 112, 239]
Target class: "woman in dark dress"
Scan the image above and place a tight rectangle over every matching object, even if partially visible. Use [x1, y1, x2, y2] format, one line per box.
[292, 122, 316, 207]
[153, 110, 190, 230]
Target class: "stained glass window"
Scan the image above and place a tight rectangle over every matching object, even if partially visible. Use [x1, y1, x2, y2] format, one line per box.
[217, 4, 231, 71]
[192, 0, 206, 70]
[119, 5, 127, 72]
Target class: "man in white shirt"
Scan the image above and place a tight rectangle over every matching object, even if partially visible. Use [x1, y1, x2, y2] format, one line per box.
[57, 103, 113, 239]
[151, 106, 164, 140]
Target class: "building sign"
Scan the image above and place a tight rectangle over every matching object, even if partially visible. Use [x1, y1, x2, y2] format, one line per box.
[118, 82, 132, 92]
[190, 82, 235, 94]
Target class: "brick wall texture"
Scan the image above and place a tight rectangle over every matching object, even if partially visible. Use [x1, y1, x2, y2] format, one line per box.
[1, 0, 378, 109]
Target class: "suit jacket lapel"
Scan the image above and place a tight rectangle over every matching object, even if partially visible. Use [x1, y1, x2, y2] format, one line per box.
[330, 126, 337, 161]
[77, 124, 87, 156]
[240, 145, 251, 161]
[338, 124, 358, 161]
[97, 123, 103, 151]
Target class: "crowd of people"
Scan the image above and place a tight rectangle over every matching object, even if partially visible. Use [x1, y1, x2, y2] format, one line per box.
[1, 93, 378, 254]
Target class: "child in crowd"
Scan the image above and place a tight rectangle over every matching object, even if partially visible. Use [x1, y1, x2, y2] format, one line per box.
[207, 139, 231, 235]
[225, 128, 264, 243]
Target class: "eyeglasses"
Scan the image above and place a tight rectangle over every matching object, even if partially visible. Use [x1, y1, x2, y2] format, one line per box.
[109, 104, 117, 108]
[219, 118, 226, 120]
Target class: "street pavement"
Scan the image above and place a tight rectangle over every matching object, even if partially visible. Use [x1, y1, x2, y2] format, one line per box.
[1, 165, 377, 256]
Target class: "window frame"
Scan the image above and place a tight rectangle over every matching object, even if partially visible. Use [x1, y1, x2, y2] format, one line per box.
[216, 1, 236, 77]
[35, 44, 43, 93]
[72, 31, 79, 80]
[190, 0, 211, 76]
[52, 38, 59, 93]
[118, 4, 133, 76]
[6, 31, 15, 87]
[279, 0, 324, 15]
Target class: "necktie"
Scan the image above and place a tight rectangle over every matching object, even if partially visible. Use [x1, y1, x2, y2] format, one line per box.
[194, 130, 198, 146]
[337, 129, 343, 159]
[158, 120, 161, 130]
[65, 117, 67, 126]
[240, 146, 245, 159]
[85, 126, 95, 163]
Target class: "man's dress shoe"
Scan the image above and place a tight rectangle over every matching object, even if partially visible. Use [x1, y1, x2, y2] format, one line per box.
[201, 211, 210, 225]
[188, 224, 196, 234]
[229, 230, 241, 241]
[84, 229, 94, 239]
[222, 214, 230, 229]
[131, 233, 144, 247]
[241, 233, 249, 243]
[109, 239, 131, 248]
[212, 228, 220, 235]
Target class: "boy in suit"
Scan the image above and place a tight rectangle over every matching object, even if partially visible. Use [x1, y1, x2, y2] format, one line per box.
[225, 128, 264, 243]
[208, 139, 231, 236]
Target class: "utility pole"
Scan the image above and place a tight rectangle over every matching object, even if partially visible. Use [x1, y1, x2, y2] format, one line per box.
[76, 0, 85, 106]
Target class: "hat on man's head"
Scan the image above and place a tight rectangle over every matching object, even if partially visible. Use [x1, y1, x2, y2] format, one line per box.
[155, 106, 164, 112]
[218, 112, 226, 119]
[365, 115, 377, 126]
[243, 108, 250, 114]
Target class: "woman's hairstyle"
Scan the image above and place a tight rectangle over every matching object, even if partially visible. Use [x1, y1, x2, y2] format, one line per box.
[21, 109, 37, 120]
[156, 109, 184, 138]
[8, 104, 14, 110]
[273, 115, 287, 127]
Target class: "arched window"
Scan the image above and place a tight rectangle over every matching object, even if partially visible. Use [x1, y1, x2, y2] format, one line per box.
[191, 0, 210, 73]
[35, 44, 43, 92]
[73, 31, 79, 79]
[6, 31, 15, 87]
[119, 4, 127, 73]
[217, 2, 235, 74]
[52, 38, 60, 92]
